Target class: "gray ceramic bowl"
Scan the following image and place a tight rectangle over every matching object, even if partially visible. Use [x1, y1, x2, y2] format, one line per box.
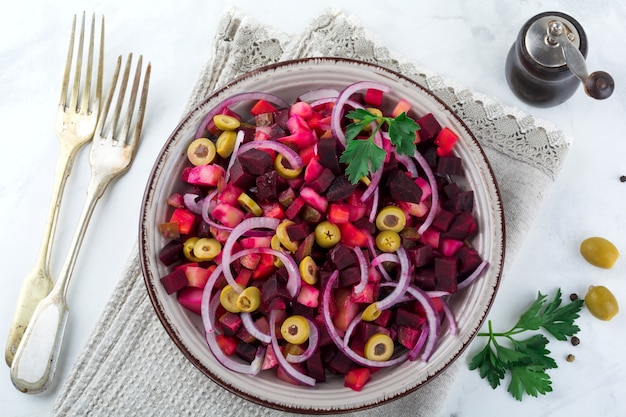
[140, 58, 504, 413]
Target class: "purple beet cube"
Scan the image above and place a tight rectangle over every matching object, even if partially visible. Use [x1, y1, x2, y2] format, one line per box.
[160, 269, 188, 294]
[434, 257, 458, 293]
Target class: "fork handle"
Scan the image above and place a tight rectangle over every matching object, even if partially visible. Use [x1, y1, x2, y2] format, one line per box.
[5, 143, 79, 367]
[10, 293, 69, 394]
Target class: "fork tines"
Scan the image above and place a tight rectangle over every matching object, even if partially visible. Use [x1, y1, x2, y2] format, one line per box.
[97, 54, 151, 149]
[61, 12, 104, 115]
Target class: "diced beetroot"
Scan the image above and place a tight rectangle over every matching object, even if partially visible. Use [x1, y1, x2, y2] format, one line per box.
[300, 187, 328, 213]
[215, 334, 238, 356]
[391, 98, 411, 118]
[414, 267, 436, 291]
[437, 156, 464, 176]
[306, 350, 326, 383]
[177, 286, 203, 315]
[295, 232, 315, 263]
[420, 228, 440, 248]
[442, 211, 476, 240]
[279, 131, 316, 148]
[367, 266, 382, 284]
[256, 170, 279, 202]
[346, 202, 367, 222]
[432, 209, 455, 232]
[440, 238, 464, 257]
[261, 201, 286, 219]
[239, 149, 273, 175]
[262, 343, 280, 370]
[416, 113, 442, 142]
[285, 196, 306, 219]
[182, 164, 225, 187]
[327, 349, 353, 375]
[286, 222, 310, 241]
[211, 203, 245, 228]
[308, 168, 336, 194]
[169, 208, 196, 235]
[318, 137, 341, 175]
[435, 127, 459, 156]
[239, 236, 272, 249]
[443, 190, 475, 214]
[395, 308, 424, 328]
[443, 182, 460, 199]
[235, 268, 253, 287]
[407, 244, 434, 268]
[287, 113, 310, 133]
[219, 311, 243, 336]
[236, 326, 256, 344]
[240, 252, 261, 270]
[399, 201, 428, 218]
[292, 302, 316, 320]
[250, 99, 278, 116]
[159, 240, 184, 266]
[160, 269, 188, 295]
[228, 158, 257, 189]
[364, 88, 384, 107]
[325, 175, 357, 202]
[398, 326, 422, 350]
[303, 157, 324, 183]
[373, 308, 393, 327]
[235, 341, 258, 363]
[435, 257, 458, 293]
[277, 362, 308, 385]
[457, 246, 483, 279]
[333, 287, 360, 332]
[414, 177, 432, 202]
[252, 254, 276, 280]
[338, 222, 369, 248]
[290, 101, 313, 119]
[338, 267, 362, 287]
[344, 368, 371, 392]
[387, 170, 422, 204]
[327, 203, 350, 224]
[184, 266, 210, 288]
[354, 322, 390, 344]
[166, 192, 185, 208]
[328, 244, 356, 270]
[351, 283, 377, 304]
[299, 145, 317, 166]
[215, 184, 243, 206]
[297, 283, 320, 308]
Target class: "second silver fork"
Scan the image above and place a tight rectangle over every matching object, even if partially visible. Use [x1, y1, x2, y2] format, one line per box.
[10, 54, 151, 394]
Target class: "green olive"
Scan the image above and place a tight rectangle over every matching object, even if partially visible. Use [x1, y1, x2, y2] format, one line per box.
[276, 220, 298, 252]
[280, 315, 310, 344]
[314, 221, 341, 248]
[213, 114, 240, 130]
[193, 237, 222, 261]
[274, 154, 303, 179]
[361, 303, 381, 322]
[375, 230, 401, 253]
[585, 285, 619, 321]
[183, 237, 203, 262]
[580, 237, 619, 269]
[187, 138, 216, 166]
[237, 192, 263, 216]
[236, 286, 261, 313]
[216, 130, 238, 158]
[375, 206, 406, 232]
[364, 333, 394, 361]
[220, 285, 242, 313]
[298, 256, 318, 285]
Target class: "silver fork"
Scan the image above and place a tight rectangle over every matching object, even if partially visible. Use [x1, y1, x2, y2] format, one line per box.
[10, 54, 151, 394]
[5, 12, 104, 367]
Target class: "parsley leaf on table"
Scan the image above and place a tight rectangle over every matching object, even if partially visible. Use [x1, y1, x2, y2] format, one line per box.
[469, 288, 584, 401]
[339, 108, 420, 183]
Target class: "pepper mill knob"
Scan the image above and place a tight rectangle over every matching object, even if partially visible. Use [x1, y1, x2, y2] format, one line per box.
[584, 71, 614, 100]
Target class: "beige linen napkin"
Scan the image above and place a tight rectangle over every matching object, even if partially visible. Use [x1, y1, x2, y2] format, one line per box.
[51, 7, 570, 417]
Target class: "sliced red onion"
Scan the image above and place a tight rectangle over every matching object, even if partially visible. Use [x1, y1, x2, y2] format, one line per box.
[285, 319, 319, 363]
[375, 246, 411, 311]
[361, 163, 383, 203]
[321, 270, 408, 368]
[394, 151, 419, 178]
[269, 309, 316, 386]
[352, 247, 369, 295]
[412, 148, 439, 234]
[408, 325, 430, 361]
[425, 290, 451, 298]
[195, 92, 289, 139]
[439, 298, 458, 336]
[224, 129, 245, 182]
[250, 247, 300, 298]
[183, 193, 203, 214]
[204, 293, 264, 375]
[237, 139, 304, 169]
[371, 252, 399, 268]
[367, 235, 393, 281]
[405, 285, 441, 361]
[241, 312, 271, 344]
[201, 190, 233, 233]
[342, 312, 363, 349]
[330, 81, 391, 147]
[367, 187, 380, 223]
[221, 217, 280, 293]
[298, 88, 339, 102]
[457, 260, 489, 290]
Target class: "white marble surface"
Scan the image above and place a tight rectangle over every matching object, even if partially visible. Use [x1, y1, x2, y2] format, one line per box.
[2, 1, 626, 416]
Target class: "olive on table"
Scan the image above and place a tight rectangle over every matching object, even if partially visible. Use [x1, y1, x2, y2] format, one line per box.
[580, 237, 619, 269]
[585, 285, 619, 321]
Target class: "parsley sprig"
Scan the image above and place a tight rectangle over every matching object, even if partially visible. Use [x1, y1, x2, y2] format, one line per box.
[339, 109, 420, 184]
[469, 289, 584, 401]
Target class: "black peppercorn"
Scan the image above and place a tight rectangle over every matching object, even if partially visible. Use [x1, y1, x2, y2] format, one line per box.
[571, 336, 580, 346]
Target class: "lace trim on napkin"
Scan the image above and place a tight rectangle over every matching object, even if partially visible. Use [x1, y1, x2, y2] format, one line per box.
[190, 7, 569, 179]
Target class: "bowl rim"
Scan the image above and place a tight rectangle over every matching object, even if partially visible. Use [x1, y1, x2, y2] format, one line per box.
[139, 57, 506, 414]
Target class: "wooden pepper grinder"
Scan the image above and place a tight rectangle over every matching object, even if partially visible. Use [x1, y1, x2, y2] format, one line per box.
[505, 11, 614, 107]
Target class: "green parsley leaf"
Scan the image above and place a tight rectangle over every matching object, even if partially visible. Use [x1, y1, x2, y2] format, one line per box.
[469, 288, 583, 401]
[340, 108, 420, 184]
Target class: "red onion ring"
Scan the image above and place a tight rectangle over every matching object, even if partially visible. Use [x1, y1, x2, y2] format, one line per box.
[241, 312, 271, 344]
[183, 193, 203, 214]
[439, 298, 458, 336]
[352, 247, 369, 295]
[457, 260, 489, 290]
[224, 129, 245, 182]
[375, 246, 411, 311]
[412, 148, 439, 234]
